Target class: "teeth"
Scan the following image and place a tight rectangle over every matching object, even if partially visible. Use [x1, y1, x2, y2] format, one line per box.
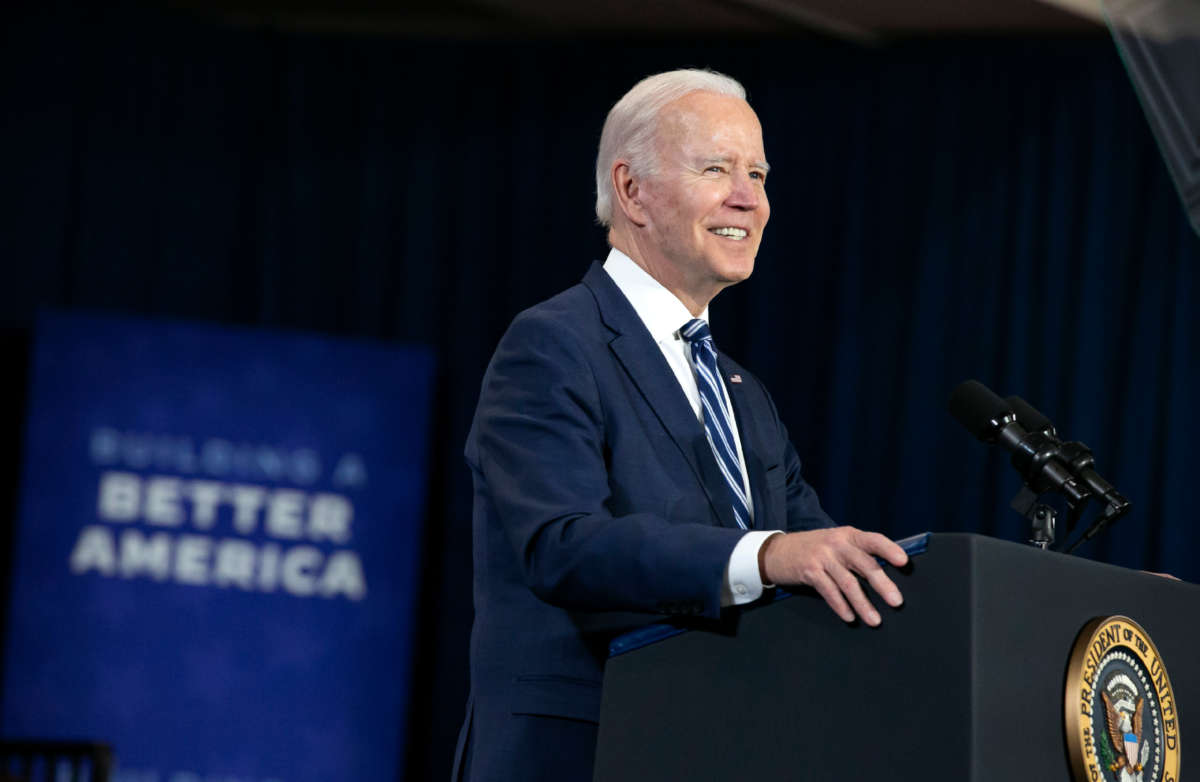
[711, 227, 748, 239]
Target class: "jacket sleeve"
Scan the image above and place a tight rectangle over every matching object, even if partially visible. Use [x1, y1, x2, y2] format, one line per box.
[467, 308, 746, 618]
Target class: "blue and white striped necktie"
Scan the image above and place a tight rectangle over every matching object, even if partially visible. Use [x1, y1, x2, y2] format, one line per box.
[680, 318, 750, 530]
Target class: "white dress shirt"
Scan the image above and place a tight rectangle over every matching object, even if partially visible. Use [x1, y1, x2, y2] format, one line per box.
[603, 248, 780, 606]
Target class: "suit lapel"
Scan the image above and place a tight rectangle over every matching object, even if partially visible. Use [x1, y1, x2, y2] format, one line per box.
[719, 354, 771, 531]
[583, 263, 738, 529]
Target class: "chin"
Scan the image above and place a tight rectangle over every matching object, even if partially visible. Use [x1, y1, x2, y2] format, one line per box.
[716, 257, 756, 283]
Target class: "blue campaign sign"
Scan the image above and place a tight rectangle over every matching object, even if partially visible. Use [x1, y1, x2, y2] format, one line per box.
[3, 311, 435, 782]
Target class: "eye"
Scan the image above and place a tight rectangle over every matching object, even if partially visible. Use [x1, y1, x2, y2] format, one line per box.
[705, 165, 726, 174]
[750, 170, 767, 182]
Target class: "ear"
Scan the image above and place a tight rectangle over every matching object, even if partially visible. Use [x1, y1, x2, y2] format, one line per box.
[611, 160, 649, 227]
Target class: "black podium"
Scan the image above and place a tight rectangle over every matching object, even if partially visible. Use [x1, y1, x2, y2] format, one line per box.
[594, 533, 1200, 781]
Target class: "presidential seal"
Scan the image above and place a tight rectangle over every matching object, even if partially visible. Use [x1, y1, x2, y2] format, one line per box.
[1066, 616, 1181, 782]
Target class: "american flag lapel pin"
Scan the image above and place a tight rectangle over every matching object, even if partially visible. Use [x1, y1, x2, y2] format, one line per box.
[729, 373, 743, 384]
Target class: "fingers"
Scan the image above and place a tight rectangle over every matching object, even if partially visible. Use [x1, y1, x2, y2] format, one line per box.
[855, 529, 909, 568]
[828, 562, 882, 626]
[808, 569, 856, 624]
[764, 526, 908, 626]
[862, 566, 904, 609]
[842, 543, 904, 609]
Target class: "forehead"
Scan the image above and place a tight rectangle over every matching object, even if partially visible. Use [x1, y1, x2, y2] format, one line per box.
[655, 91, 765, 159]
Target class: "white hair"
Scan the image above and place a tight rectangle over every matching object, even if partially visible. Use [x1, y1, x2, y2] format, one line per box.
[594, 68, 746, 228]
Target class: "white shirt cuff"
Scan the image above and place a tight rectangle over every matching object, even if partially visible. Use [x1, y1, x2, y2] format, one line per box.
[721, 530, 784, 606]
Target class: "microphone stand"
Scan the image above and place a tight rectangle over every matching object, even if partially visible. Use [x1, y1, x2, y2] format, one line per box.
[1065, 498, 1132, 554]
[1011, 486, 1056, 549]
[1009, 484, 1088, 551]
[1005, 450, 1130, 553]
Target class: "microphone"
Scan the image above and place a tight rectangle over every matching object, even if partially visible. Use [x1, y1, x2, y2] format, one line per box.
[948, 380, 1091, 505]
[1006, 395, 1128, 507]
[1005, 395, 1131, 551]
[1005, 394, 1056, 437]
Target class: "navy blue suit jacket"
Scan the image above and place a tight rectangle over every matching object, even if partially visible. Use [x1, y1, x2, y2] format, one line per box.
[455, 262, 833, 780]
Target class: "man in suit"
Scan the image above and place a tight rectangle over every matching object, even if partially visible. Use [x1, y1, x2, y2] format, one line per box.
[454, 68, 909, 781]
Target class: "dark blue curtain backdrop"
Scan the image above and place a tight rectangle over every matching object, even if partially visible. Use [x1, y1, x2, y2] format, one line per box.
[2, 7, 1199, 780]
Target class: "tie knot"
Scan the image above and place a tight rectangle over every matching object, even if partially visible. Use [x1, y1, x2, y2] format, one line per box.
[679, 318, 712, 344]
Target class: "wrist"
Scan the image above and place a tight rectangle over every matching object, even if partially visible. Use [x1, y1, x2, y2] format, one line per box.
[758, 532, 781, 585]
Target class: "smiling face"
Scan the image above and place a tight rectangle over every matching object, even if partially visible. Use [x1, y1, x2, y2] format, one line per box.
[615, 91, 770, 314]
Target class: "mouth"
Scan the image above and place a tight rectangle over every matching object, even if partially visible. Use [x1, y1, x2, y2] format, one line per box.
[709, 227, 749, 241]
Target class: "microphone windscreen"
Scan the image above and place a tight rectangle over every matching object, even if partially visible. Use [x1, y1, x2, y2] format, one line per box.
[1006, 395, 1056, 437]
[948, 380, 1011, 441]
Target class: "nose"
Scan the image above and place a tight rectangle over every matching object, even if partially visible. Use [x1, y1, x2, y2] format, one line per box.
[726, 168, 763, 211]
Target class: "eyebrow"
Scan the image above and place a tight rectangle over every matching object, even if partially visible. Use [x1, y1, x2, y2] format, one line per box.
[699, 156, 771, 173]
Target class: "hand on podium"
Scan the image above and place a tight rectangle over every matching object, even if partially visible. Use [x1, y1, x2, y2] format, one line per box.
[758, 527, 908, 627]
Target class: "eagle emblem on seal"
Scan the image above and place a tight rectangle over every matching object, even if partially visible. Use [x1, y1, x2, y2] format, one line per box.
[1101, 674, 1152, 781]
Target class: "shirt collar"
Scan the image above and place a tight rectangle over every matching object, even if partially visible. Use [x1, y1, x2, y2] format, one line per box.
[602, 247, 710, 345]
